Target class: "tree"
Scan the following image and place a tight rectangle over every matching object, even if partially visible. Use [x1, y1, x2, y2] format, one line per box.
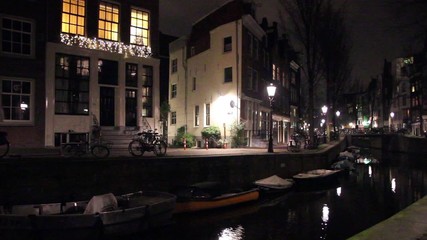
[318, 2, 352, 136]
[280, 0, 351, 143]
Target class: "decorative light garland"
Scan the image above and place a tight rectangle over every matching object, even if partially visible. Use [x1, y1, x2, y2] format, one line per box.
[60, 33, 152, 58]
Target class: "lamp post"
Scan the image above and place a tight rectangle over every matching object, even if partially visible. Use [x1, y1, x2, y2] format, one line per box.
[267, 83, 277, 153]
[390, 112, 395, 132]
[321, 105, 328, 143]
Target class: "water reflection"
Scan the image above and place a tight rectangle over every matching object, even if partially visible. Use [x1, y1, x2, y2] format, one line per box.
[218, 225, 244, 240]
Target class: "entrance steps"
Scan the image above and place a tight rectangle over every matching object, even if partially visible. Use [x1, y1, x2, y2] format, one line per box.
[100, 127, 139, 155]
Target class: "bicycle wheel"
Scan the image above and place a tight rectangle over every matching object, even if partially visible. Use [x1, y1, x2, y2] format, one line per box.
[153, 141, 167, 157]
[0, 142, 10, 158]
[128, 140, 144, 157]
[91, 145, 110, 159]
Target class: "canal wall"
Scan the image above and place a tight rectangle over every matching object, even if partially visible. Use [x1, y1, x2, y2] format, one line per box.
[349, 134, 427, 154]
[0, 139, 346, 204]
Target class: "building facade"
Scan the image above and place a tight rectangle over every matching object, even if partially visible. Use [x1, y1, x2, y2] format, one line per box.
[1, 0, 160, 147]
[168, 0, 300, 148]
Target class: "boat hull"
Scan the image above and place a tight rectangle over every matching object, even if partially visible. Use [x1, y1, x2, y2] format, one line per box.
[174, 189, 259, 213]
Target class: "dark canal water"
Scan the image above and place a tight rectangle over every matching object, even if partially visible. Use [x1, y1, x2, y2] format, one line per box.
[133, 149, 427, 240]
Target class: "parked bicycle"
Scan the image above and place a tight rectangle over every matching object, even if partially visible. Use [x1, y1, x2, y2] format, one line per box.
[61, 139, 111, 159]
[128, 129, 167, 157]
[0, 131, 10, 158]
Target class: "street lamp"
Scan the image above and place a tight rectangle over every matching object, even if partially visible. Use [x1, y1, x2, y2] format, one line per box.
[321, 106, 328, 143]
[267, 83, 276, 153]
[335, 110, 341, 139]
[390, 112, 395, 132]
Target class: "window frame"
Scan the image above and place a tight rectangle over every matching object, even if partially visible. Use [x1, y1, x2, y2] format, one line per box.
[55, 53, 90, 115]
[61, 0, 86, 36]
[171, 111, 176, 125]
[194, 105, 199, 126]
[205, 103, 210, 126]
[98, 1, 120, 41]
[0, 15, 35, 57]
[130, 7, 150, 47]
[171, 58, 177, 73]
[141, 65, 153, 117]
[0, 76, 34, 125]
[224, 67, 233, 83]
[224, 36, 232, 52]
[171, 83, 177, 98]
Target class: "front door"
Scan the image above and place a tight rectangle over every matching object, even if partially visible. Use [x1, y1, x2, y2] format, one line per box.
[125, 89, 137, 127]
[100, 87, 115, 126]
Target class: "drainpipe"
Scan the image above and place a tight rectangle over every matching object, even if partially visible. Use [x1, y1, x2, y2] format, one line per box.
[235, 21, 240, 124]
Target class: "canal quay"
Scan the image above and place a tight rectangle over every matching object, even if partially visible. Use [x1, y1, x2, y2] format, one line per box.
[1, 134, 427, 239]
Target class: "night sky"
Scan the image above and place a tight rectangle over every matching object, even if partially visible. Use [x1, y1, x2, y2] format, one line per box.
[159, 0, 422, 87]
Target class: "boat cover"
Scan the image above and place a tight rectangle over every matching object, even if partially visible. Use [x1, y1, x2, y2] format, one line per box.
[84, 193, 118, 214]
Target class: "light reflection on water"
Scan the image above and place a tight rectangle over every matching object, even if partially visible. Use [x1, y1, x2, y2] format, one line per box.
[125, 151, 427, 240]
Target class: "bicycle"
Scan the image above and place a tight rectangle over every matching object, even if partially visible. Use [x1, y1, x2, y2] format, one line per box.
[0, 131, 10, 158]
[61, 139, 111, 159]
[128, 129, 167, 157]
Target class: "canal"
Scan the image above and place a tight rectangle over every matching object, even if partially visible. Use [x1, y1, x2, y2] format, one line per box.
[133, 149, 427, 240]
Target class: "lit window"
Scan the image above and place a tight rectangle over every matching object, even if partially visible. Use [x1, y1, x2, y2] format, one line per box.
[272, 64, 276, 80]
[171, 84, 177, 98]
[1, 16, 33, 55]
[1, 78, 33, 122]
[130, 8, 150, 47]
[62, 0, 85, 35]
[195, 105, 199, 126]
[125, 63, 138, 87]
[55, 54, 89, 115]
[98, 2, 119, 41]
[205, 103, 210, 126]
[171, 111, 176, 125]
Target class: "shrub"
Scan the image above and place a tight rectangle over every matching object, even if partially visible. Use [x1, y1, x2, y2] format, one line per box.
[201, 126, 221, 141]
[174, 126, 196, 148]
[230, 121, 247, 148]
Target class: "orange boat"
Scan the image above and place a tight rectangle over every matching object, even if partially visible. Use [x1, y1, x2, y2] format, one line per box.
[173, 182, 259, 214]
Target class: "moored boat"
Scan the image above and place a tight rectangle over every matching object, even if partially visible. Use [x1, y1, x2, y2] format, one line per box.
[293, 169, 342, 189]
[173, 182, 259, 213]
[0, 191, 176, 239]
[254, 175, 294, 194]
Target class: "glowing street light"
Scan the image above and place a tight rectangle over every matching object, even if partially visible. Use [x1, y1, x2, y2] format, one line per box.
[390, 112, 395, 132]
[321, 106, 328, 143]
[267, 83, 276, 153]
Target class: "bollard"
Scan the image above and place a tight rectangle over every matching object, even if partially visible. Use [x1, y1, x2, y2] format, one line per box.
[183, 138, 187, 150]
[205, 138, 208, 150]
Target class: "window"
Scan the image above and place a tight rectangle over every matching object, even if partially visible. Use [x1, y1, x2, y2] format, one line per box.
[195, 105, 199, 126]
[272, 64, 276, 80]
[224, 36, 232, 52]
[98, 59, 118, 85]
[247, 32, 253, 57]
[192, 77, 196, 91]
[171, 59, 177, 73]
[224, 67, 232, 83]
[98, 2, 119, 41]
[142, 65, 153, 117]
[247, 67, 253, 90]
[1, 78, 32, 122]
[1, 16, 33, 56]
[171, 84, 177, 98]
[55, 54, 90, 115]
[171, 111, 176, 125]
[253, 38, 259, 59]
[130, 8, 150, 46]
[62, 0, 85, 35]
[126, 63, 138, 87]
[205, 103, 210, 126]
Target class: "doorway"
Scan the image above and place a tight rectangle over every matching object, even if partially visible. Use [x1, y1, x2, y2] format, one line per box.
[126, 89, 137, 127]
[100, 87, 115, 126]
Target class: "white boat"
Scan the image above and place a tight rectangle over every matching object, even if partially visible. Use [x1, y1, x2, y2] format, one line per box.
[254, 175, 294, 194]
[0, 191, 176, 239]
[293, 169, 342, 188]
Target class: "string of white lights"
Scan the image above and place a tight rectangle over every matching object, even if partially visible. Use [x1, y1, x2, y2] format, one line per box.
[60, 33, 152, 58]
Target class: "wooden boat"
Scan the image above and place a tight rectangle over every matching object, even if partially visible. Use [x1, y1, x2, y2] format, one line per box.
[173, 182, 259, 213]
[254, 175, 294, 194]
[0, 191, 176, 239]
[293, 169, 342, 189]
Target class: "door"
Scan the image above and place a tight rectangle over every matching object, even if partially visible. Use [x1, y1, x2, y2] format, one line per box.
[125, 89, 137, 127]
[100, 87, 115, 126]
